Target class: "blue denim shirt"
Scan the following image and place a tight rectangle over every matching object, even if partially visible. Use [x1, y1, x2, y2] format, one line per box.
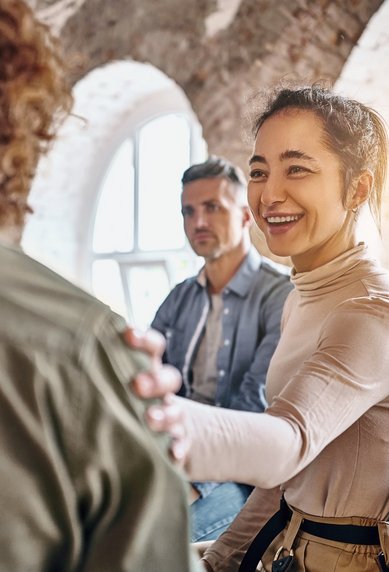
[152, 248, 292, 498]
[151, 248, 293, 412]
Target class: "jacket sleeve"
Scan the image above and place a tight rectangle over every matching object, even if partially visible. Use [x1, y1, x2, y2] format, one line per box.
[70, 312, 199, 571]
[229, 279, 292, 412]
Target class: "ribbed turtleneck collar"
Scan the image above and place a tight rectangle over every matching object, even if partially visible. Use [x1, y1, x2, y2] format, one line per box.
[291, 243, 377, 296]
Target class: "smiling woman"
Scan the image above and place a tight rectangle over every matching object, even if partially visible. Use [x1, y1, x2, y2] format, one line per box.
[155, 84, 389, 572]
[247, 88, 385, 273]
[131, 84, 389, 571]
[248, 110, 358, 270]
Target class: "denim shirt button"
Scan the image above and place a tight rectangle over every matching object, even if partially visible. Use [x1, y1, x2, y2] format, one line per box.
[219, 369, 225, 377]
[224, 339, 230, 346]
[223, 307, 230, 315]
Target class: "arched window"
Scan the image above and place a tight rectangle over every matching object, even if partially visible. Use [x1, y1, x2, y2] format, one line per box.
[91, 113, 204, 328]
[23, 61, 206, 327]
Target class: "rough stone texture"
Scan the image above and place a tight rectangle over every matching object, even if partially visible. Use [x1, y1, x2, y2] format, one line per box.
[335, 0, 389, 269]
[23, 60, 203, 285]
[32, 0, 383, 173]
[24, 0, 389, 276]
[28, 0, 385, 264]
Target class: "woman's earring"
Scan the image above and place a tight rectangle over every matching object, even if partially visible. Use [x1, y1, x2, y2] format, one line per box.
[351, 206, 359, 222]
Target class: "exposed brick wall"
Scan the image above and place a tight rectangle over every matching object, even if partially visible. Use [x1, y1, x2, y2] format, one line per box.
[23, 61, 202, 284]
[33, 0, 383, 172]
[25, 0, 389, 271]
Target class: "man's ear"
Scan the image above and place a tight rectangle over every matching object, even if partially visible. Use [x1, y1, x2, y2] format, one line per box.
[346, 170, 374, 210]
[242, 205, 253, 228]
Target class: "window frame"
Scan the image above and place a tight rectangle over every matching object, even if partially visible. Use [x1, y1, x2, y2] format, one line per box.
[88, 110, 205, 325]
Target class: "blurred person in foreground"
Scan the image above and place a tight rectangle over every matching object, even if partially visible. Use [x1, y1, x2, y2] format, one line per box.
[0, 1, 201, 571]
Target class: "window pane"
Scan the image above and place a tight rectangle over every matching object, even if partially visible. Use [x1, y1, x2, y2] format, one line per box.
[124, 264, 171, 329]
[92, 259, 129, 320]
[93, 139, 134, 253]
[138, 115, 190, 251]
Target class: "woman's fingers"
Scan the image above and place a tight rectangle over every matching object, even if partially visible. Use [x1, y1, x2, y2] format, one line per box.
[147, 396, 190, 465]
[123, 327, 188, 464]
[123, 327, 166, 359]
[124, 327, 181, 397]
[132, 364, 181, 399]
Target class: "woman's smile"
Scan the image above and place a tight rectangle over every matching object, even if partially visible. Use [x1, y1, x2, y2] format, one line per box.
[262, 212, 304, 235]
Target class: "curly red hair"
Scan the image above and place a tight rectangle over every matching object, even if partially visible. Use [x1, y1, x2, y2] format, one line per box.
[0, 0, 73, 232]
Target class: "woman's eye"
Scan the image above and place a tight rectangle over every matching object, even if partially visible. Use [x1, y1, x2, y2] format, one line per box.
[288, 165, 308, 175]
[249, 169, 266, 180]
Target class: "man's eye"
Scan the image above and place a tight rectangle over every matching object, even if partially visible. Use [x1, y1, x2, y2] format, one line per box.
[206, 203, 220, 212]
[181, 208, 193, 217]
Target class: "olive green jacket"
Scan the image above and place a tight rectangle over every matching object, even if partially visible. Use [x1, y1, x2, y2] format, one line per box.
[0, 242, 199, 572]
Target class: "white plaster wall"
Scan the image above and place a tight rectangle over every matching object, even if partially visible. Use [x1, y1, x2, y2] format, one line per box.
[335, 0, 389, 267]
[23, 60, 204, 288]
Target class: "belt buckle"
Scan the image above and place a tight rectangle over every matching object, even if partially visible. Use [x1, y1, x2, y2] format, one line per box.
[272, 546, 294, 572]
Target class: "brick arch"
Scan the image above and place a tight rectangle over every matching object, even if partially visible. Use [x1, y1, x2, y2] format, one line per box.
[35, 0, 384, 172]
[31, 0, 385, 264]
[23, 60, 203, 284]
[335, 0, 389, 269]
[29, 0, 389, 268]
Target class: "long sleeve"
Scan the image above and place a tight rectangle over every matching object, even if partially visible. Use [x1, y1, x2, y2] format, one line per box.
[182, 297, 389, 491]
[61, 311, 200, 572]
[202, 486, 281, 572]
[0, 244, 201, 572]
[181, 397, 301, 488]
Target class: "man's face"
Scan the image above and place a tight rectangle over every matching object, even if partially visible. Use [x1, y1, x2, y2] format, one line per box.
[181, 177, 250, 261]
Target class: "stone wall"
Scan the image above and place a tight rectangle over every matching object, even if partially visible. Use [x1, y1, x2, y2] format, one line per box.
[30, 0, 385, 262]
[33, 0, 383, 172]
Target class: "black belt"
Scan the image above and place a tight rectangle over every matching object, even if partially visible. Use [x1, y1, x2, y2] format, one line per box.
[238, 497, 384, 572]
[301, 515, 379, 545]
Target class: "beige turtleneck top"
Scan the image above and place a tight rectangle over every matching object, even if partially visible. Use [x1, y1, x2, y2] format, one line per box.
[181, 244, 389, 571]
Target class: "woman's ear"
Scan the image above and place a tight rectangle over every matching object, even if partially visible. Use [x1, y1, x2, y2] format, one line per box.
[346, 170, 374, 210]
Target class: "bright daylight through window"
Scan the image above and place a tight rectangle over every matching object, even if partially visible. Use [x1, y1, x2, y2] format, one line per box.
[91, 113, 205, 329]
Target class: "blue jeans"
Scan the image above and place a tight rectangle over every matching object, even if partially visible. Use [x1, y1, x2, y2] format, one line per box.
[190, 482, 253, 542]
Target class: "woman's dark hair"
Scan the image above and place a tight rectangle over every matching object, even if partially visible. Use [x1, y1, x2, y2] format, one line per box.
[252, 84, 388, 230]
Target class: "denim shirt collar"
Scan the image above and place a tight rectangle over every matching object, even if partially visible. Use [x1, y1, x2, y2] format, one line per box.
[196, 247, 261, 298]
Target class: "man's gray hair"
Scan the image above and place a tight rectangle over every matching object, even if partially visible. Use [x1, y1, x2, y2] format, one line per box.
[182, 156, 247, 205]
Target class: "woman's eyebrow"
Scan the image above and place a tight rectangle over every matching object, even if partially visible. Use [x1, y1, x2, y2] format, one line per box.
[279, 149, 316, 162]
[249, 149, 317, 166]
[249, 154, 266, 166]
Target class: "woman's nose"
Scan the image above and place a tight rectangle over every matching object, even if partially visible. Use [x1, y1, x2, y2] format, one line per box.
[260, 176, 287, 207]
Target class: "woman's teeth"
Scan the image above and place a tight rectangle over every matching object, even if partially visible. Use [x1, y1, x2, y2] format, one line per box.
[266, 215, 300, 224]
